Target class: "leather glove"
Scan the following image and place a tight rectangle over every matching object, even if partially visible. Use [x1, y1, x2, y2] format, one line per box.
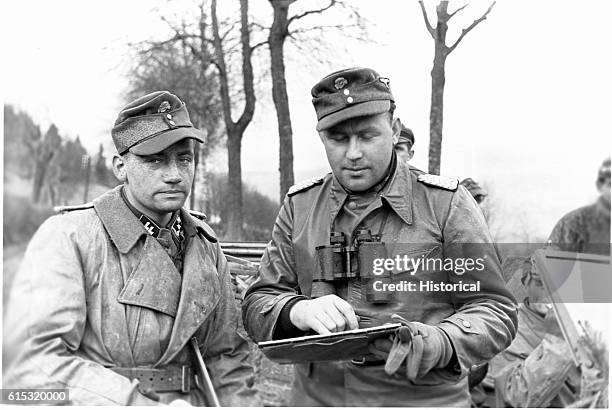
[369, 314, 454, 382]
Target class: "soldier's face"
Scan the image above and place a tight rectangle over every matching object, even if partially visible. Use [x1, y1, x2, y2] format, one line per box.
[319, 113, 400, 192]
[114, 139, 195, 224]
[394, 142, 414, 163]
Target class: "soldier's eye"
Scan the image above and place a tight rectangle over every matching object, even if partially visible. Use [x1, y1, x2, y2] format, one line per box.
[328, 134, 347, 142]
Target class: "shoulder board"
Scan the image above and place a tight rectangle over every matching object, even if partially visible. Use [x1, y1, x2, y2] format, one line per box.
[54, 203, 94, 214]
[188, 209, 207, 220]
[287, 177, 324, 197]
[417, 174, 458, 191]
[408, 165, 427, 174]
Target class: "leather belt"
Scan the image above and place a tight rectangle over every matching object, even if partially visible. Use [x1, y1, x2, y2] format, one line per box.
[112, 365, 195, 394]
[351, 355, 386, 367]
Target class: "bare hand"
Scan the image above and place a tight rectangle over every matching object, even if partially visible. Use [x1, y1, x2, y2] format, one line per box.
[289, 295, 359, 335]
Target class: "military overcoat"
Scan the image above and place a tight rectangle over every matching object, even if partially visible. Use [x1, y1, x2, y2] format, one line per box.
[3, 186, 258, 406]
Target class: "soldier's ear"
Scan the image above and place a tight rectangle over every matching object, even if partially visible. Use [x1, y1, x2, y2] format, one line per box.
[391, 118, 401, 145]
[318, 130, 327, 143]
[112, 154, 127, 183]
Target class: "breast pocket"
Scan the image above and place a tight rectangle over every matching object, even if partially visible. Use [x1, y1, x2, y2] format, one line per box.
[388, 244, 442, 278]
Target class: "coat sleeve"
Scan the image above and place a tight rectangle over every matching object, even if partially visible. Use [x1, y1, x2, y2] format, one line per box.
[198, 241, 261, 407]
[241, 195, 307, 342]
[2, 215, 158, 405]
[435, 187, 519, 378]
[494, 334, 578, 407]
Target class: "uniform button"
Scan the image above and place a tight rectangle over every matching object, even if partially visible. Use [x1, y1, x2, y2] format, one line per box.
[347, 201, 357, 210]
[462, 320, 471, 328]
[169, 120, 176, 126]
[343, 89, 350, 95]
[166, 114, 172, 119]
[347, 96, 354, 103]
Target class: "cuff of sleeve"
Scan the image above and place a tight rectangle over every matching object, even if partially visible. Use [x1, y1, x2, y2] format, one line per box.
[260, 294, 308, 340]
[437, 317, 482, 380]
[274, 297, 308, 339]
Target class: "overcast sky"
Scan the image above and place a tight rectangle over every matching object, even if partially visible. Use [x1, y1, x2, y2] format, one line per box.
[2, 0, 611, 242]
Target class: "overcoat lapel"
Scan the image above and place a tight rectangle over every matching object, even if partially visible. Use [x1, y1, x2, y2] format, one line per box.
[117, 235, 182, 317]
[156, 215, 221, 366]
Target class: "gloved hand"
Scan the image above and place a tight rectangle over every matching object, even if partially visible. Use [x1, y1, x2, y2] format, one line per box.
[369, 314, 454, 381]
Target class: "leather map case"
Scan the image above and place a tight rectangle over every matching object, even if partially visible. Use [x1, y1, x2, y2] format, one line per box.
[258, 323, 401, 364]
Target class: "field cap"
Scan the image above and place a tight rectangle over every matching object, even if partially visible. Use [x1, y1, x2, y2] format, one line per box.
[112, 91, 204, 155]
[397, 121, 415, 146]
[460, 177, 488, 199]
[311, 67, 394, 131]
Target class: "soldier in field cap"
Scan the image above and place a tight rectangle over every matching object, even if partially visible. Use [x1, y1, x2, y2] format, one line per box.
[243, 67, 517, 406]
[4, 91, 259, 406]
[394, 119, 415, 163]
[460, 177, 488, 207]
[548, 156, 611, 255]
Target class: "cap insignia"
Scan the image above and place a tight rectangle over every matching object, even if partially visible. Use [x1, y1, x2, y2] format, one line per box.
[158, 101, 171, 113]
[334, 77, 348, 90]
[379, 77, 390, 88]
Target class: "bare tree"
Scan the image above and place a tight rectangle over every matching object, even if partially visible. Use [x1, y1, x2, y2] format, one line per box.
[32, 124, 61, 203]
[267, 0, 369, 201]
[126, 0, 258, 239]
[418, 1, 495, 175]
[127, 15, 223, 210]
[211, 0, 256, 240]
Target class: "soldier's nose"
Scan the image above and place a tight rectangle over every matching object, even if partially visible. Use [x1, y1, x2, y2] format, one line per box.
[163, 163, 182, 183]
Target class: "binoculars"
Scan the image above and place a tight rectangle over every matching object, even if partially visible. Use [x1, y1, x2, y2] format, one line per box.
[313, 229, 392, 303]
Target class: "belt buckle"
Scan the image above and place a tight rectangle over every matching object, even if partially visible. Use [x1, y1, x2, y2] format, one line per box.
[351, 356, 366, 366]
[181, 365, 191, 393]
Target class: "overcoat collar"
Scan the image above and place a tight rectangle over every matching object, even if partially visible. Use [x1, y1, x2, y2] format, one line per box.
[328, 159, 413, 227]
[93, 185, 217, 253]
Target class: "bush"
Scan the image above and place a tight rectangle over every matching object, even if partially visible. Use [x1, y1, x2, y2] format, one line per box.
[198, 173, 279, 242]
[3, 194, 54, 246]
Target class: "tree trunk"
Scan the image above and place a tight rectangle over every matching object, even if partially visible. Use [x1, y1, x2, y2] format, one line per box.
[269, 1, 295, 202]
[32, 161, 46, 203]
[428, 45, 447, 175]
[226, 130, 243, 240]
[211, 0, 256, 240]
[420, 0, 495, 175]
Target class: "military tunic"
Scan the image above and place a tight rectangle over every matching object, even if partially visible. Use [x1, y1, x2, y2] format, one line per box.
[3, 186, 258, 406]
[242, 160, 518, 406]
[548, 197, 610, 255]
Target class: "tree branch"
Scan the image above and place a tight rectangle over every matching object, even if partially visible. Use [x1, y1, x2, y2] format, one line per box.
[211, 0, 233, 128]
[448, 3, 468, 20]
[287, 0, 336, 27]
[251, 40, 269, 52]
[418, 0, 436, 40]
[448, 1, 496, 53]
[235, 0, 256, 133]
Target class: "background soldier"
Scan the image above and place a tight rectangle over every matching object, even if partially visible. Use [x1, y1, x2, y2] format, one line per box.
[548, 157, 611, 255]
[394, 120, 415, 163]
[460, 177, 488, 208]
[471, 256, 580, 407]
[242, 67, 517, 406]
[3, 91, 259, 406]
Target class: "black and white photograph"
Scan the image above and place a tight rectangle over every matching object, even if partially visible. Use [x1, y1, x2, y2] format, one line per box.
[1, 0, 610, 407]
